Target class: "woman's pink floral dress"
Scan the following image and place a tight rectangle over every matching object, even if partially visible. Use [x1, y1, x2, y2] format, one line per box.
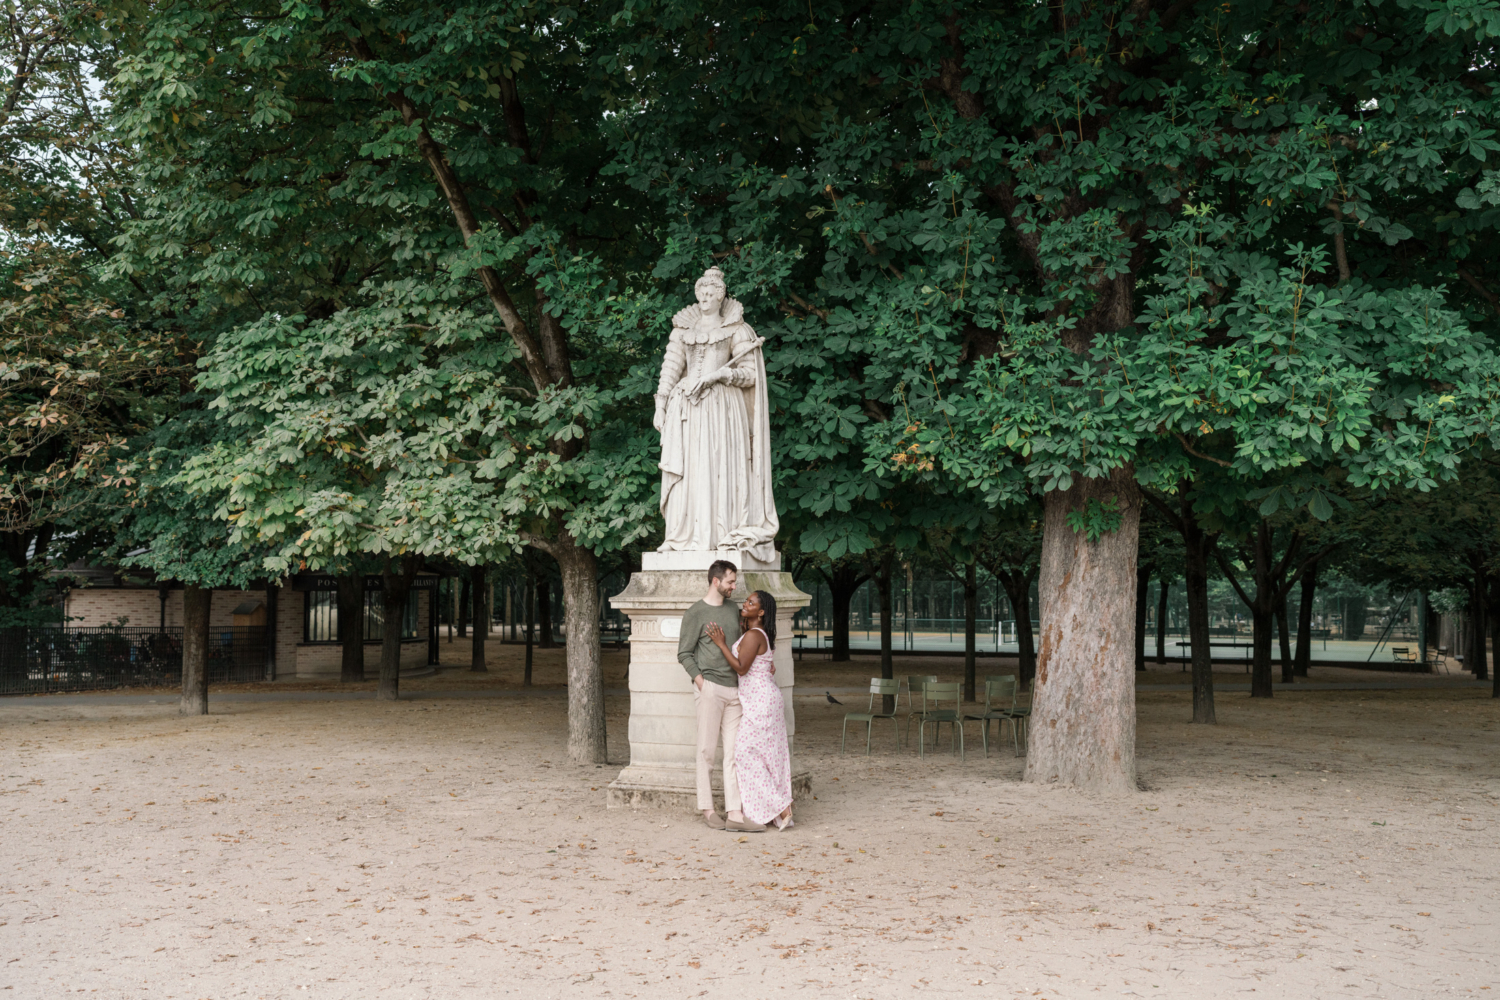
[732, 627, 792, 825]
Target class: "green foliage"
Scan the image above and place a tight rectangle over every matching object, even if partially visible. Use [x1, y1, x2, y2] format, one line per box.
[1065, 497, 1124, 543]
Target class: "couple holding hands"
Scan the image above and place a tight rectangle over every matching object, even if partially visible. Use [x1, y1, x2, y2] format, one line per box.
[677, 560, 794, 833]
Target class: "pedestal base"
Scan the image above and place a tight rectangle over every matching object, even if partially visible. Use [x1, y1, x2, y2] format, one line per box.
[606, 767, 812, 812]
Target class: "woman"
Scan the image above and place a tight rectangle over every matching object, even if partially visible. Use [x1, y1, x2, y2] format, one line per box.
[705, 590, 793, 830]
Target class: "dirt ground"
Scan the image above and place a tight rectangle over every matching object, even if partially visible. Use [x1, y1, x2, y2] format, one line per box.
[2, 642, 1497, 999]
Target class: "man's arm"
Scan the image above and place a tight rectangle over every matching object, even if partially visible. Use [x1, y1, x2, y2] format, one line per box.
[678, 604, 703, 681]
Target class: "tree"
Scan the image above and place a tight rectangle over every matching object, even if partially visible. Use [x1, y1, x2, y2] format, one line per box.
[180, 282, 527, 700]
[971, 505, 1044, 693]
[113, 0, 666, 761]
[1, 3, 176, 623]
[105, 409, 272, 715]
[608, 0, 1500, 789]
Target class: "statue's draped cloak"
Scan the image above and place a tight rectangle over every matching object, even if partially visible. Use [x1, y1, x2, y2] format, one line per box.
[656, 297, 779, 562]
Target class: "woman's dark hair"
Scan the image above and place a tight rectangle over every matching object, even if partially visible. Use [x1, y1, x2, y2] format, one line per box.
[751, 590, 777, 650]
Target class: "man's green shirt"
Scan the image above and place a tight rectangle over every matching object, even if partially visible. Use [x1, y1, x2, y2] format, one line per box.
[678, 599, 742, 688]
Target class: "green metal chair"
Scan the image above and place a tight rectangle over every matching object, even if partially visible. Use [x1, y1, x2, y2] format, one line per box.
[917, 681, 965, 759]
[903, 675, 938, 748]
[841, 678, 901, 754]
[966, 676, 1024, 757]
[986, 673, 1031, 754]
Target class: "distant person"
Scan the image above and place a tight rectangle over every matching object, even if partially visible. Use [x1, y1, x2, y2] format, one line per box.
[706, 589, 793, 831]
[679, 560, 763, 832]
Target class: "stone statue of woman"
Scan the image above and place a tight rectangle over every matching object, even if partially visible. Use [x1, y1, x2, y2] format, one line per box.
[652, 267, 779, 563]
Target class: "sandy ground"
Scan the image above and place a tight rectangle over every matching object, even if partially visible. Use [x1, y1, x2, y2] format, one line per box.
[2, 643, 1497, 1000]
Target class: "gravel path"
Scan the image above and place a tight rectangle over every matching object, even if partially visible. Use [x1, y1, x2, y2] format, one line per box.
[2, 652, 1496, 999]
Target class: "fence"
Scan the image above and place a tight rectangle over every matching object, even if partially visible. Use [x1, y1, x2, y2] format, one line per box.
[0, 626, 268, 695]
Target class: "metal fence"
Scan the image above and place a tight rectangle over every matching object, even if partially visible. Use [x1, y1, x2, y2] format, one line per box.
[0, 626, 268, 695]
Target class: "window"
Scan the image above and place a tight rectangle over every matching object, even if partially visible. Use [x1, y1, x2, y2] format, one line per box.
[304, 589, 420, 643]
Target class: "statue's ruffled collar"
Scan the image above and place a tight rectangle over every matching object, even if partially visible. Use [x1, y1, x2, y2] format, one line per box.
[671, 297, 745, 345]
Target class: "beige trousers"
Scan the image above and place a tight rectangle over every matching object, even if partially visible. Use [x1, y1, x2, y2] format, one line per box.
[694, 679, 741, 813]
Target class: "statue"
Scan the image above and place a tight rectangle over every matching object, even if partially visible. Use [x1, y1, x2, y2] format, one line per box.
[652, 267, 779, 563]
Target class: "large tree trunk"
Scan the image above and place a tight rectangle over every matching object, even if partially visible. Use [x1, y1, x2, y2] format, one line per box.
[1134, 562, 1151, 671]
[180, 585, 210, 716]
[875, 551, 895, 714]
[552, 537, 605, 764]
[1277, 592, 1294, 684]
[1155, 578, 1169, 664]
[1026, 466, 1140, 793]
[1180, 500, 1216, 724]
[339, 571, 365, 683]
[963, 560, 978, 701]
[1294, 563, 1317, 677]
[470, 563, 487, 672]
[378, 561, 417, 701]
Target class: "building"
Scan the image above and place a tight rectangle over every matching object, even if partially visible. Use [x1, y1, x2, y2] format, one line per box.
[57, 567, 441, 679]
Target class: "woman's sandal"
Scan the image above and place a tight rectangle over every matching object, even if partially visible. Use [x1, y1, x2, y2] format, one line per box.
[773, 815, 794, 831]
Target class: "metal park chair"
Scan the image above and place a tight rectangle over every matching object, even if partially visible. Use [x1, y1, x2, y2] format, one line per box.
[964, 676, 1025, 757]
[840, 678, 901, 755]
[903, 675, 938, 748]
[986, 673, 1030, 752]
[916, 681, 965, 759]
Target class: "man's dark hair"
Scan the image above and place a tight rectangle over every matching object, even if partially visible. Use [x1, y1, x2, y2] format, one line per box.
[708, 559, 738, 584]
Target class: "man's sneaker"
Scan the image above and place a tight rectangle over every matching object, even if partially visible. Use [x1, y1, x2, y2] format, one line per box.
[702, 812, 727, 830]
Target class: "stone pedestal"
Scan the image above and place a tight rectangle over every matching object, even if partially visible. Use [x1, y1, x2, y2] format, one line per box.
[606, 550, 811, 811]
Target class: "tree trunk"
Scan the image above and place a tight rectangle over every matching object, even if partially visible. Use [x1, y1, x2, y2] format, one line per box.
[1250, 604, 1275, 698]
[1248, 525, 1275, 699]
[1134, 562, 1151, 671]
[524, 574, 534, 686]
[1294, 563, 1317, 677]
[552, 537, 605, 764]
[1000, 572, 1038, 691]
[1344, 597, 1369, 641]
[823, 561, 866, 663]
[1155, 579, 1169, 664]
[470, 564, 487, 672]
[180, 585, 210, 716]
[339, 571, 365, 683]
[1471, 570, 1489, 680]
[963, 560, 977, 701]
[1277, 592, 1294, 684]
[829, 581, 853, 662]
[458, 574, 469, 639]
[538, 574, 555, 649]
[1489, 586, 1500, 697]
[875, 551, 895, 714]
[1180, 498, 1216, 724]
[264, 583, 278, 681]
[1026, 466, 1141, 793]
[378, 560, 417, 701]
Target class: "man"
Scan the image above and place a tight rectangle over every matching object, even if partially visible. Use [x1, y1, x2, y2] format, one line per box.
[679, 560, 765, 832]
